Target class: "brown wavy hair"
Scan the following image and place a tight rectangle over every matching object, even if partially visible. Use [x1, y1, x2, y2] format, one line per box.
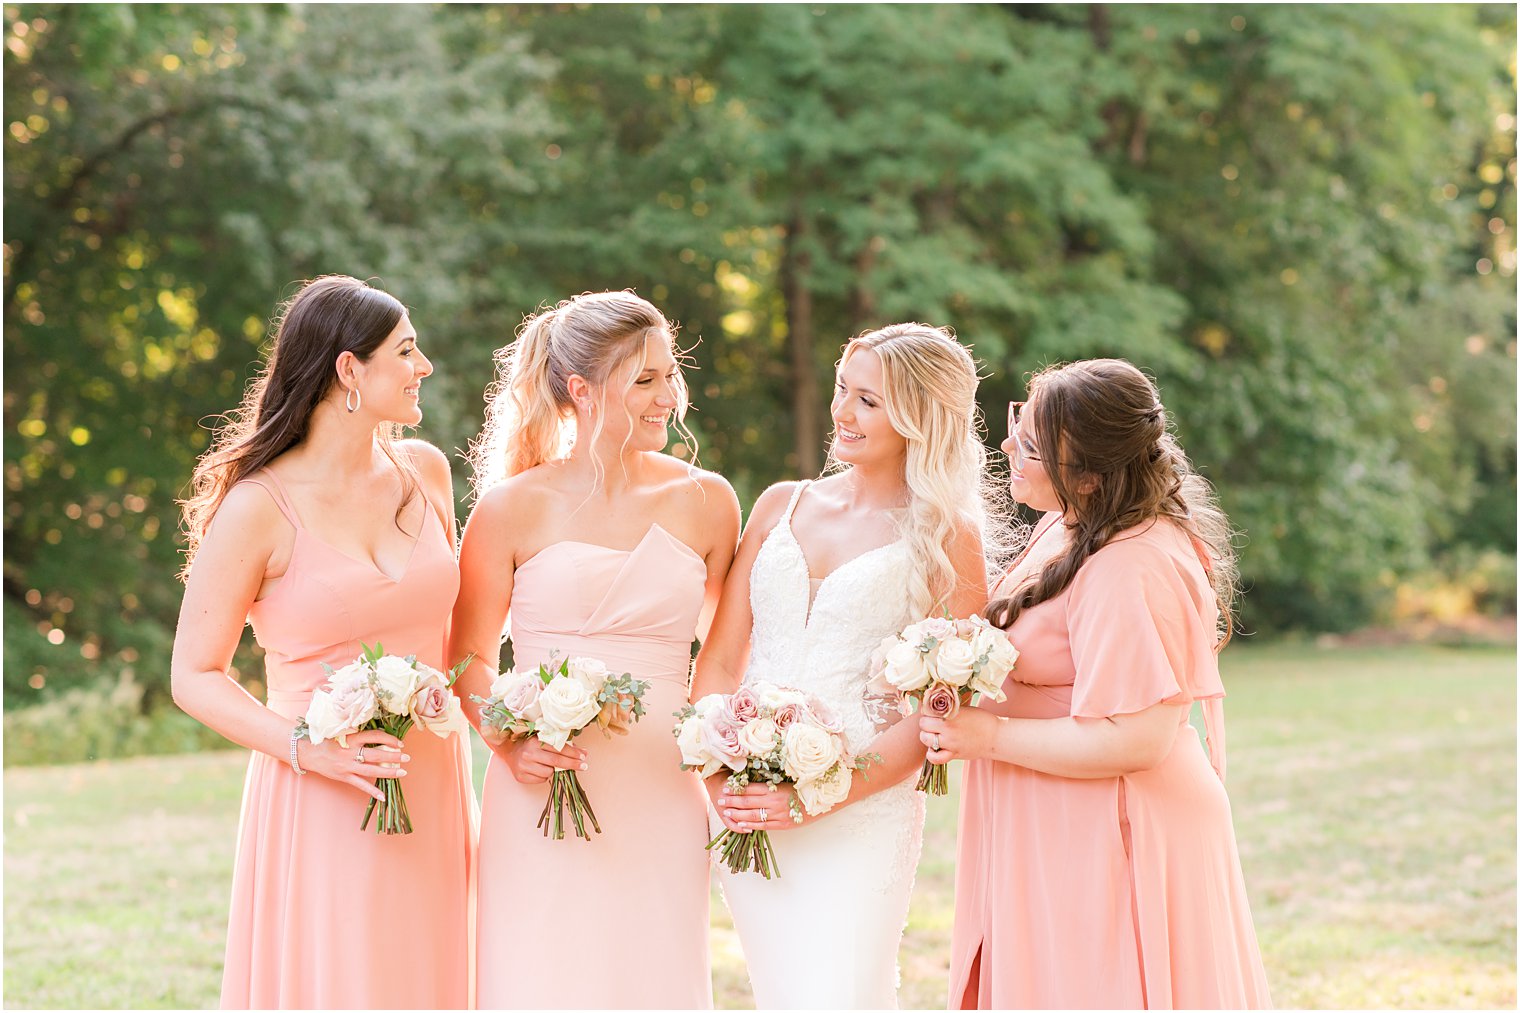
[984, 359, 1238, 647]
[179, 275, 417, 578]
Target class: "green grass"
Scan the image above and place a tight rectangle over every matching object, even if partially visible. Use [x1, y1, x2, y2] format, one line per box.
[4, 643, 1514, 1009]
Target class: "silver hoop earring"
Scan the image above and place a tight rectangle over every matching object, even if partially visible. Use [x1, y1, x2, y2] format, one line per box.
[345, 387, 361, 413]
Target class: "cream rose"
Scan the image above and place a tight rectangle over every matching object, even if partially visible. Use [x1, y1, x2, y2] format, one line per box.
[883, 640, 931, 692]
[757, 682, 806, 710]
[566, 657, 612, 695]
[305, 679, 378, 747]
[537, 678, 598, 749]
[372, 655, 422, 715]
[933, 638, 977, 688]
[795, 761, 853, 816]
[738, 716, 780, 756]
[781, 723, 840, 782]
[676, 716, 723, 777]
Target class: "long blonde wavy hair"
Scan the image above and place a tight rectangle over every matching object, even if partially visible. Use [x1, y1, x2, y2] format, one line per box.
[828, 323, 1013, 616]
[468, 290, 695, 499]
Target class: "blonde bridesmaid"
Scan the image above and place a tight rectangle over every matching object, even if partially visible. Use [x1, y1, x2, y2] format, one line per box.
[450, 291, 740, 1009]
[172, 276, 475, 1009]
[920, 359, 1271, 1009]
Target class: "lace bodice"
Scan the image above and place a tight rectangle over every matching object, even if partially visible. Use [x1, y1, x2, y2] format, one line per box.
[745, 483, 919, 753]
[739, 480, 925, 892]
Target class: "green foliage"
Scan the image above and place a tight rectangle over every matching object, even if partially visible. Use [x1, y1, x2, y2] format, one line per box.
[3, 4, 1514, 709]
[2, 671, 232, 765]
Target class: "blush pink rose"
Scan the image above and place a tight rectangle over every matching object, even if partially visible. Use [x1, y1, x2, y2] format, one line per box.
[728, 686, 761, 724]
[921, 681, 962, 721]
[772, 700, 806, 729]
[702, 707, 747, 770]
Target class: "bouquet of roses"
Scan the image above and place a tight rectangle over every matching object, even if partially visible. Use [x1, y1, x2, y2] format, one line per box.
[299, 642, 470, 835]
[472, 654, 648, 841]
[867, 614, 1018, 795]
[674, 682, 877, 879]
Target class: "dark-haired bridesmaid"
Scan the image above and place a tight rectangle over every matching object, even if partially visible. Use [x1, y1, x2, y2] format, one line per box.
[172, 276, 474, 1009]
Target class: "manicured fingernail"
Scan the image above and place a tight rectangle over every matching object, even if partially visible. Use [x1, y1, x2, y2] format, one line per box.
[580, 762, 589, 771]
[398, 770, 407, 776]
[400, 754, 411, 762]
[726, 810, 737, 820]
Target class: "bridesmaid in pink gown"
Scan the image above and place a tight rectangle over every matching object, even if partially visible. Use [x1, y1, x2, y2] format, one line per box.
[450, 292, 740, 1009]
[920, 359, 1271, 1009]
[172, 276, 474, 1009]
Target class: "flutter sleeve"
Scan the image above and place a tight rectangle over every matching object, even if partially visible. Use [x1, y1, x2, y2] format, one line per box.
[1066, 535, 1225, 722]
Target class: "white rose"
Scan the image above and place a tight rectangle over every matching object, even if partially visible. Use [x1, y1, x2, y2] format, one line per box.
[883, 640, 931, 692]
[488, 668, 519, 699]
[676, 716, 723, 777]
[933, 638, 977, 688]
[782, 723, 840, 782]
[372, 655, 422, 715]
[304, 679, 378, 747]
[795, 762, 853, 816]
[693, 694, 725, 718]
[985, 626, 1020, 673]
[538, 677, 599, 738]
[968, 664, 1008, 703]
[738, 716, 780, 756]
[755, 682, 806, 710]
[566, 657, 612, 695]
[326, 661, 371, 694]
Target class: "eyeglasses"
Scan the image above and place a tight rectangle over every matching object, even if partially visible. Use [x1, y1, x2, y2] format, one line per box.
[1007, 401, 1042, 467]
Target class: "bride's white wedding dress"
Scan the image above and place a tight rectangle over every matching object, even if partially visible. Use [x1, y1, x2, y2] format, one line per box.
[716, 481, 926, 1009]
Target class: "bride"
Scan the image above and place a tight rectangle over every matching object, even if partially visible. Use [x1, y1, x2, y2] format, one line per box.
[691, 323, 999, 1008]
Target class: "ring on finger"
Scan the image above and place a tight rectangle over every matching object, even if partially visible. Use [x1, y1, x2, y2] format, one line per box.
[931, 733, 941, 752]
[354, 747, 366, 764]
[759, 808, 768, 823]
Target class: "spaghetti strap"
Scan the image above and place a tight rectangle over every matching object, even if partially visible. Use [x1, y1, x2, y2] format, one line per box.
[246, 469, 302, 528]
[780, 480, 811, 526]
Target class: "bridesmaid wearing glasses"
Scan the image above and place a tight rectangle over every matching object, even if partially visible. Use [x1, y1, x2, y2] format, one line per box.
[921, 360, 1270, 1009]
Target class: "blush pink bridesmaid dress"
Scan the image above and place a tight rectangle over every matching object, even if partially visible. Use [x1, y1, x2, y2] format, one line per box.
[949, 514, 1271, 1009]
[218, 469, 476, 1010]
[476, 524, 712, 1009]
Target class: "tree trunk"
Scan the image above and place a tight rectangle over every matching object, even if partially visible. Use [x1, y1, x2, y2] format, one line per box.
[781, 200, 820, 477]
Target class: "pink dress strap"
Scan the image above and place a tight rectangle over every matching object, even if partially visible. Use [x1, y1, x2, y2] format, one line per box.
[244, 468, 302, 528]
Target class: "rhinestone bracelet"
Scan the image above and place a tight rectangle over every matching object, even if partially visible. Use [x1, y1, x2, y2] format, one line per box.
[289, 721, 309, 776]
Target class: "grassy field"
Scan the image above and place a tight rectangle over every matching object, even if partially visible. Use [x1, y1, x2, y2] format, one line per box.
[4, 643, 1514, 1009]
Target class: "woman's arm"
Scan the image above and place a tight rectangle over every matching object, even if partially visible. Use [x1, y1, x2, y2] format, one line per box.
[448, 483, 585, 783]
[693, 472, 742, 644]
[689, 482, 793, 702]
[170, 484, 400, 801]
[919, 699, 1185, 779]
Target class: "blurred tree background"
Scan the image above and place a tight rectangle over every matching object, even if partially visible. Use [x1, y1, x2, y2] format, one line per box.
[3, 4, 1515, 744]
